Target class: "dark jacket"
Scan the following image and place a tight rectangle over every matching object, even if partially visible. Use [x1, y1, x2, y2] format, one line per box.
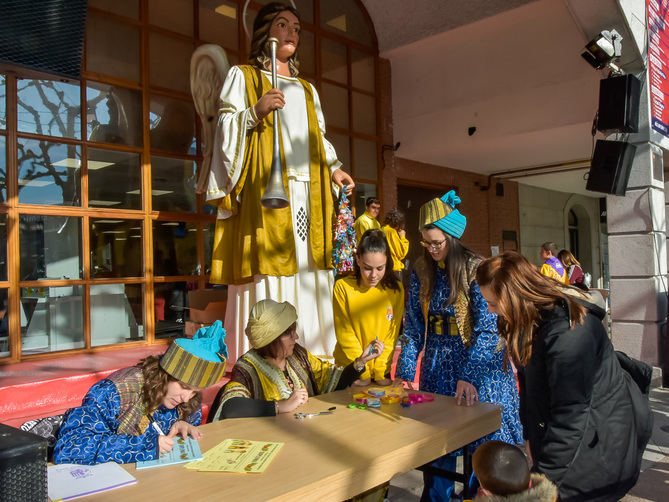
[518, 299, 652, 502]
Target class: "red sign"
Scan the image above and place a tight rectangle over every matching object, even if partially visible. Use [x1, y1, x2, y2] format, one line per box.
[648, 0, 669, 137]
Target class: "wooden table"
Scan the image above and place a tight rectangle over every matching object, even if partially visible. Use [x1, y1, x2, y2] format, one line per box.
[95, 388, 501, 501]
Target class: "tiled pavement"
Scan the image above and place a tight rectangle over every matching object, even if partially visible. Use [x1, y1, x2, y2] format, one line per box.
[387, 387, 669, 502]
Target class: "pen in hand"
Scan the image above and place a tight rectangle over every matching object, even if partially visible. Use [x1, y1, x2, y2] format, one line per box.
[147, 414, 165, 436]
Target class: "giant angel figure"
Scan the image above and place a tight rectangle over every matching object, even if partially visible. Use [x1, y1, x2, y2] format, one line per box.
[191, 2, 354, 360]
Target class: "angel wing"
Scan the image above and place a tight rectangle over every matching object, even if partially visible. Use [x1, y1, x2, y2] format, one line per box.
[190, 44, 230, 194]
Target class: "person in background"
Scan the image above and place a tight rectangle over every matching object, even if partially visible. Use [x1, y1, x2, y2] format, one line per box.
[54, 323, 228, 465]
[333, 229, 404, 386]
[396, 190, 523, 502]
[381, 207, 410, 281]
[354, 197, 381, 244]
[211, 299, 384, 420]
[557, 249, 584, 286]
[472, 440, 557, 501]
[539, 242, 568, 284]
[476, 252, 653, 502]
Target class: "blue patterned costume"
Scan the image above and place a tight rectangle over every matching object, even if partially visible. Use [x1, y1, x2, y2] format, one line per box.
[54, 379, 201, 465]
[397, 266, 523, 501]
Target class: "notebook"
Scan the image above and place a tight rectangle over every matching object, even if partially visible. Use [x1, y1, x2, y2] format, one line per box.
[136, 436, 203, 469]
[48, 462, 137, 501]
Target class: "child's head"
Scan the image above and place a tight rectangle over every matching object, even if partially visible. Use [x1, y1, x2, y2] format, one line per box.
[472, 441, 530, 496]
[354, 229, 398, 290]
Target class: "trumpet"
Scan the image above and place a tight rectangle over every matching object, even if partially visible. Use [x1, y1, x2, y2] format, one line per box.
[261, 37, 290, 209]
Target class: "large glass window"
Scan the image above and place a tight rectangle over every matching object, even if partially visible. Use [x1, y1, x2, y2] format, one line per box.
[86, 82, 142, 147]
[1, 0, 379, 361]
[0, 74, 7, 129]
[151, 156, 197, 212]
[150, 96, 197, 155]
[21, 285, 84, 354]
[0, 136, 6, 203]
[153, 221, 198, 276]
[17, 139, 81, 206]
[86, 12, 141, 82]
[90, 219, 143, 278]
[19, 215, 82, 281]
[0, 289, 8, 358]
[88, 148, 142, 209]
[91, 283, 144, 346]
[17, 80, 81, 139]
[154, 280, 193, 339]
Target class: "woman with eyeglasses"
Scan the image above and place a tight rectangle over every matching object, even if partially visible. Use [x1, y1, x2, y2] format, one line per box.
[395, 190, 523, 502]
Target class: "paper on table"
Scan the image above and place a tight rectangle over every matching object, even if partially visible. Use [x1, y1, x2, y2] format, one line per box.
[136, 436, 203, 469]
[48, 462, 136, 501]
[187, 439, 284, 473]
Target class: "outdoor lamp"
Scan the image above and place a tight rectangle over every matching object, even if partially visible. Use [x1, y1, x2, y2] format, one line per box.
[581, 29, 622, 70]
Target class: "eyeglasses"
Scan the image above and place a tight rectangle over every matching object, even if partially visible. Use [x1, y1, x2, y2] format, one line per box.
[420, 239, 447, 250]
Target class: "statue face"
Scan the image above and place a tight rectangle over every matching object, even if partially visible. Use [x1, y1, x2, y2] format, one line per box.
[269, 10, 300, 61]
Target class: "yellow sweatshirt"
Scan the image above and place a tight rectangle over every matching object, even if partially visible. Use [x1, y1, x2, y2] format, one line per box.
[353, 211, 381, 244]
[333, 275, 404, 380]
[381, 225, 409, 271]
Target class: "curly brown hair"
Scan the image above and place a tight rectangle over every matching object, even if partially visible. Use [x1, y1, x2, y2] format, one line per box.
[139, 356, 202, 419]
[248, 2, 301, 77]
[383, 207, 406, 231]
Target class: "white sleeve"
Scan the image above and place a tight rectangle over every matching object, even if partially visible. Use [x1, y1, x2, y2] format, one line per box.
[310, 83, 342, 178]
[207, 66, 260, 213]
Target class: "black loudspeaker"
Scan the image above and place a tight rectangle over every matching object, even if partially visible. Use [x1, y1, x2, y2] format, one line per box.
[0, 423, 48, 502]
[597, 74, 641, 134]
[586, 140, 637, 195]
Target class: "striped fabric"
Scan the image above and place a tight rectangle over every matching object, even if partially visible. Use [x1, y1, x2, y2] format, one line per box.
[160, 342, 227, 388]
[106, 367, 149, 435]
[419, 197, 452, 230]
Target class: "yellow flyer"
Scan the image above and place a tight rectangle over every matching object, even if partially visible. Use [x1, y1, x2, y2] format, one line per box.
[186, 439, 284, 473]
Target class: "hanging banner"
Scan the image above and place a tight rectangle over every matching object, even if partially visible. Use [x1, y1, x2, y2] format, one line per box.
[648, 0, 669, 138]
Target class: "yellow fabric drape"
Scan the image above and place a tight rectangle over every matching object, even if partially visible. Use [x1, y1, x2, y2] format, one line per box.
[381, 225, 409, 271]
[210, 66, 334, 285]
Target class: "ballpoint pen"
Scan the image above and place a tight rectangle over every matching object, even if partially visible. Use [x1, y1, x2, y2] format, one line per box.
[147, 414, 165, 435]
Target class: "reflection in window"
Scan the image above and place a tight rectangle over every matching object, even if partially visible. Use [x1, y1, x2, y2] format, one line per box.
[325, 132, 350, 172]
[151, 156, 197, 212]
[150, 96, 196, 155]
[17, 139, 81, 206]
[353, 138, 378, 181]
[91, 283, 144, 346]
[155, 280, 195, 339]
[204, 223, 214, 275]
[199, 0, 238, 49]
[90, 219, 143, 278]
[352, 92, 376, 136]
[0, 74, 5, 129]
[88, 148, 141, 209]
[351, 49, 375, 92]
[0, 289, 7, 358]
[19, 215, 82, 281]
[86, 12, 141, 81]
[87, 82, 142, 147]
[320, 83, 348, 130]
[320, 0, 373, 45]
[353, 182, 377, 218]
[17, 80, 81, 139]
[298, 30, 315, 76]
[21, 285, 84, 354]
[149, 0, 193, 36]
[321, 38, 347, 84]
[88, 0, 140, 19]
[149, 33, 193, 93]
[153, 221, 198, 277]
[0, 214, 6, 281]
[0, 136, 5, 202]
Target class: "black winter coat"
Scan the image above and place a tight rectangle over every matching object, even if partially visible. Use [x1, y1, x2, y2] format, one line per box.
[518, 299, 652, 502]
